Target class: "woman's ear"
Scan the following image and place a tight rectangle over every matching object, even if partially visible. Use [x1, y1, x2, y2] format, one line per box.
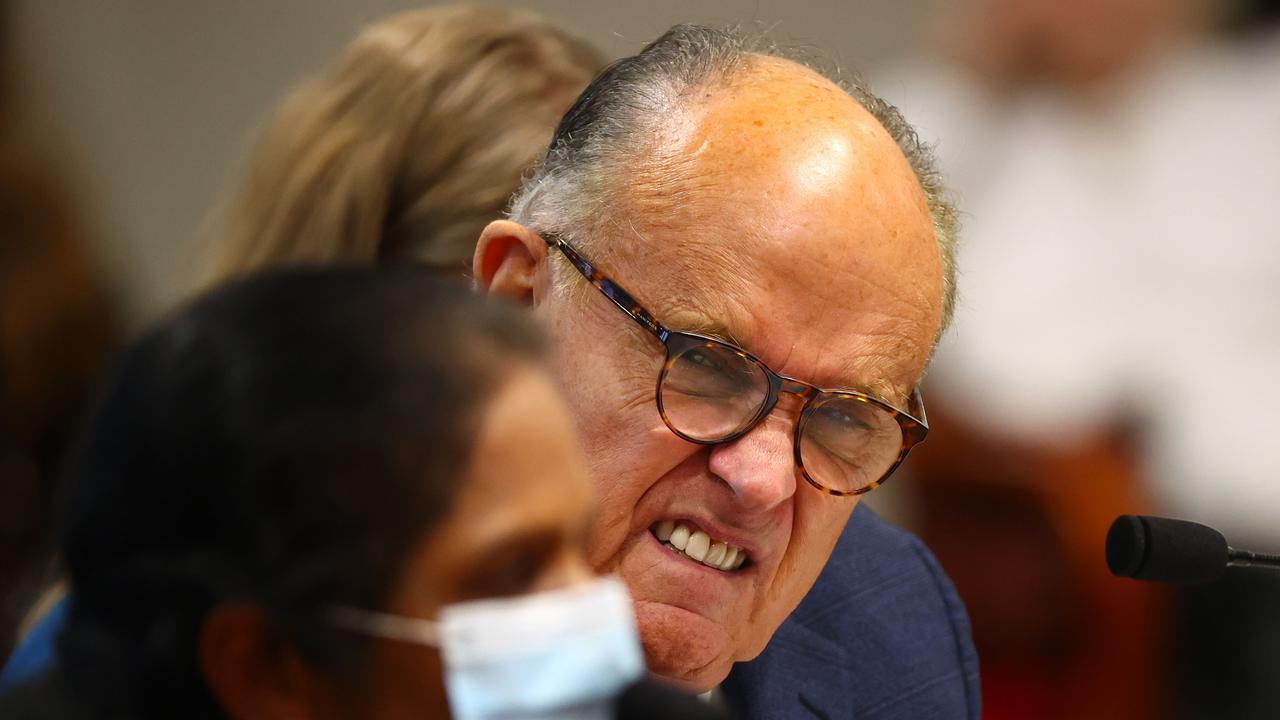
[199, 603, 317, 720]
[474, 221, 548, 305]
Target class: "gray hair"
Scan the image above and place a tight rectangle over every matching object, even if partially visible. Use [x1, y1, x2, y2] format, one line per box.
[509, 24, 958, 333]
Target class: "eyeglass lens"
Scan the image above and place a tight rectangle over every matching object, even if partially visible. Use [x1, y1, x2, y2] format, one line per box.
[660, 342, 770, 441]
[658, 340, 903, 494]
[799, 394, 902, 493]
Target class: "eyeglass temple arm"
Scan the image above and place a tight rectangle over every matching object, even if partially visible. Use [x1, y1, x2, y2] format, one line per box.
[542, 233, 670, 342]
[909, 387, 929, 430]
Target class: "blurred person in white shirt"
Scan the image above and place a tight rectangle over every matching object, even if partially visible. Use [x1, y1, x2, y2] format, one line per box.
[879, 1, 1280, 717]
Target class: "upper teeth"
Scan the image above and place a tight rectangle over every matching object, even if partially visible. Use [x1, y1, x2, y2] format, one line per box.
[653, 520, 748, 571]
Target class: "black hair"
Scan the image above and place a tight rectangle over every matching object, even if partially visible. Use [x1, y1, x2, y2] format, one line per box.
[54, 266, 545, 718]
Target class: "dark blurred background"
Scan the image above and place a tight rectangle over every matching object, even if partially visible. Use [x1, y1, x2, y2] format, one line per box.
[2, 1, 1278, 718]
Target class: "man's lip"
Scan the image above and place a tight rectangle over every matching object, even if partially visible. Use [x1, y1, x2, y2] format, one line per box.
[649, 514, 766, 561]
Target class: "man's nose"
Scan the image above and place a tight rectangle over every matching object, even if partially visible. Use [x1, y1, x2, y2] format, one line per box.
[706, 403, 799, 513]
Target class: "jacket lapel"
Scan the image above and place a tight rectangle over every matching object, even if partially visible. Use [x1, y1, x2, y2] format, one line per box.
[722, 610, 852, 720]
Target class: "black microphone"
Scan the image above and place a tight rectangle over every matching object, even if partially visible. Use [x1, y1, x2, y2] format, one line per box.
[1106, 514, 1280, 584]
[614, 679, 733, 720]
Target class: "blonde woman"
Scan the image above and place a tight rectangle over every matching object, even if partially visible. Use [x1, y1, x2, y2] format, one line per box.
[214, 4, 605, 277]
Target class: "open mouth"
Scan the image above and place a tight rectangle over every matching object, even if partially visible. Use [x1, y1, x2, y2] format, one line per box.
[651, 520, 750, 572]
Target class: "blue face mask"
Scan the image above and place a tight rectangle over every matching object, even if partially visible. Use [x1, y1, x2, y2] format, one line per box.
[330, 576, 645, 720]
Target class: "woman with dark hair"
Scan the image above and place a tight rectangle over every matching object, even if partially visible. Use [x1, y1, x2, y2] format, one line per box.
[0, 267, 643, 719]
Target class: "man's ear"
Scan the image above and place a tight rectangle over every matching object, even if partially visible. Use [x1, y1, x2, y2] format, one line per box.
[474, 220, 548, 306]
[199, 603, 317, 720]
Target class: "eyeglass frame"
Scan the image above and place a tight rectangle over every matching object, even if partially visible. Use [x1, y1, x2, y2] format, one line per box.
[540, 231, 930, 497]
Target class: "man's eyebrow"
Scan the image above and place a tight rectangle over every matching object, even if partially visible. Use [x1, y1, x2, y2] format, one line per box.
[667, 314, 746, 347]
[808, 356, 911, 408]
[857, 377, 908, 408]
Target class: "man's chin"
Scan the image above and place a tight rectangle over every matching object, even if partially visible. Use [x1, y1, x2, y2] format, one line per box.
[634, 599, 736, 691]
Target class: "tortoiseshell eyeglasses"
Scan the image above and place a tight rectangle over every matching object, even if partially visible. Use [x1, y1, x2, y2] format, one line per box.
[542, 232, 929, 496]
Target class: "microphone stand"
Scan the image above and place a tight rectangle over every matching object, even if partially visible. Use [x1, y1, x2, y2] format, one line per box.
[1227, 548, 1280, 571]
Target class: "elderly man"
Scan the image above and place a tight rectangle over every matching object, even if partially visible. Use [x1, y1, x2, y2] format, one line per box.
[475, 24, 978, 720]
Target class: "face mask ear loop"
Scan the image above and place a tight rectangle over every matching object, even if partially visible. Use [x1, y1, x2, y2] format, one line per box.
[327, 606, 441, 647]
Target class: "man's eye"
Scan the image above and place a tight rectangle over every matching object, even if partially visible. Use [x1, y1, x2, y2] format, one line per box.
[686, 349, 723, 372]
[667, 351, 734, 395]
[815, 405, 872, 432]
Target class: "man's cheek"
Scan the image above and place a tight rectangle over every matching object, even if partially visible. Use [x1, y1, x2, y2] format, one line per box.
[758, 498, 854, 620]
[581, 454, 651, 570]
[568, 366, 653, 429]
[793, 492, 856, 561]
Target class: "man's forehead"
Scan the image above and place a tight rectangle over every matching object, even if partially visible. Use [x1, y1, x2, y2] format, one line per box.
[646, 262, 917, 408]
[598, 209, 937, 409]
[589, 222, 936, 412]
[585, 56, 942, 406]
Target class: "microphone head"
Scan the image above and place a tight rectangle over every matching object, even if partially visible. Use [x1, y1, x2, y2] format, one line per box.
[1106, 514, 1228, 583]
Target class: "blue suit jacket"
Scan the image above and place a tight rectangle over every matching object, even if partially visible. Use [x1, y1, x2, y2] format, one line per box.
[0, 598, 66, 691]
[1, 506, 979, 719]
[723, 503, 980, 720]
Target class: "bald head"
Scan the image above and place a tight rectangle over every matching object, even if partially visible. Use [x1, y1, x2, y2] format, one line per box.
[510, 24, 956, 337]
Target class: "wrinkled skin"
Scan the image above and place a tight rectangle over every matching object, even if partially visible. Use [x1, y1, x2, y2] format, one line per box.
[477, 57, 945, 690]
